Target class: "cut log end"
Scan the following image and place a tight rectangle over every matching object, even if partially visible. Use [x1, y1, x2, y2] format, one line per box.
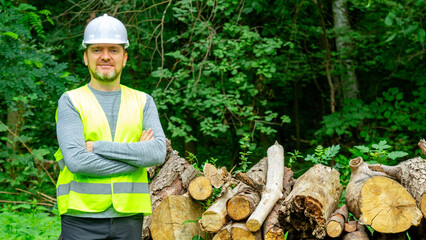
[199, 211, 225, 233]
[212, 229, 232, 240]
[360, 176, 422, 233]
[227, 195, 252, 220]
[264, 229, 285, 240]
[246, 219, 261, 232]
[188, 176, 213, 200]
[326, 219, 344, 238]
[421, 193, 426, 218]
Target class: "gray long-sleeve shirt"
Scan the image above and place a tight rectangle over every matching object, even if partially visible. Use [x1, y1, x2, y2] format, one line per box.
[56, 85, 166, 218]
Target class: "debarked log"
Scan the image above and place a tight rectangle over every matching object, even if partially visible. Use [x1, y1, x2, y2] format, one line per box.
[278, 164, 343, 239]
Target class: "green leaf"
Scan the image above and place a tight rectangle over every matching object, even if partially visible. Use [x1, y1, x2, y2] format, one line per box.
[387, 151, 408, 160]
[2, 32, 19, 39]
[384, 15, 394, 26]
[385, 32, 397, 42]
[417, 28, 425, 43]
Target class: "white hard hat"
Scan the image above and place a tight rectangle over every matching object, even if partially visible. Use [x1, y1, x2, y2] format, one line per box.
[82, 13, 129, 48]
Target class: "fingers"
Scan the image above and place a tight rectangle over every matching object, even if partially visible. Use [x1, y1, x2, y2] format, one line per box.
[85, 141, 94, 152]
[140, 128, 155, 142]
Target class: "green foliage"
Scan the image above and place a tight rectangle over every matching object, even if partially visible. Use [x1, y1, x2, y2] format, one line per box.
[350, 140, 408, 165]
[304, 145, 341, 166]
[287, 150, 303, 169]
[237, 134, 253, 172]
[0, 207, 60, 240]
[0, 2, 77, 205]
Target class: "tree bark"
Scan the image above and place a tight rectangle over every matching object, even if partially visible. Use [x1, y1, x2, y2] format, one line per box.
[279, 164, 343, 239]
[246, 142, 284, 232]
[332, 0, 359, 100]
[326, 204, 348, 238]
[150, 195, 207, 240]
[368, 156, 426, 218]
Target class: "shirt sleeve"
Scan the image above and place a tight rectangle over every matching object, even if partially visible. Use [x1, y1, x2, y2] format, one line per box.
[92, 94, 167, 168]
[56, 93, 138, 177]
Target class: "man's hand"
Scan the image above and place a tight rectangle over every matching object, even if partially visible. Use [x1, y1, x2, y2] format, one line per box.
[139, 128, 155, 142]
[86, 141, 94, 152]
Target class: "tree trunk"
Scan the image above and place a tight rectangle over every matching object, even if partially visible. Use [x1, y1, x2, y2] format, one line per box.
[326, 204, 348, 238]
[279, 164, 343, 239]
[188, 176, 213, 201]
[368, 156, 426, 218]
[150, 195, 207, 240]
[332, 0, 359, 100]
[246, 142, 285, 232]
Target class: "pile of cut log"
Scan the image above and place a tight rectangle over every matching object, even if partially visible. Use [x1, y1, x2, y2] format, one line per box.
[143, 140, 426, 240]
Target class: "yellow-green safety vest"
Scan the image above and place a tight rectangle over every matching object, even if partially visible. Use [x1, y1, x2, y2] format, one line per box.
[54, 84, 152, 216]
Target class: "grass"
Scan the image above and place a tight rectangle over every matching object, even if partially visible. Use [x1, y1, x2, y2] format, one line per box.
[0, 205, 61, 240]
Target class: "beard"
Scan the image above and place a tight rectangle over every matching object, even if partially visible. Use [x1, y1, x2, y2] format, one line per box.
[89, 65, 122, 82]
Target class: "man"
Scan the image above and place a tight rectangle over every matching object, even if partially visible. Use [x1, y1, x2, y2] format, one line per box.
[55, 14, 166, 240]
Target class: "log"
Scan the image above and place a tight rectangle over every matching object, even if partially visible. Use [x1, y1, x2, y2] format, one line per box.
[143, 149, 199, 240]
[326, 204, 348, 238]
[263, 167, 295, 240]
[345, 157, 388, 219]
[419, 139, 426, 156]
[188, 176, 213, 201]
[263, 200, 285, 240]
[150, 195, 207, 240]
[226, 187, 260, 220]
[342, 222, 370, 240]
[359, 176, 422, 233]
[231, 222, 262, 240]
[344, 220, 357, 233]
[279, 164, 343, 239]
[199, 157, 268, 233]
[368, 156, 426, 218]
[212, 224, 232, 240]
[246, 142, 284, 232]
[204, 163, 230, 188]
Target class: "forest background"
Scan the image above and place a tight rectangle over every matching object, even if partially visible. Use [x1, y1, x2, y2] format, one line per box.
[0, 0, 425, 239]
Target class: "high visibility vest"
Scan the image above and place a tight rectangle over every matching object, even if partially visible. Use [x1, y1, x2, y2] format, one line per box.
[54, 84, 152, 216]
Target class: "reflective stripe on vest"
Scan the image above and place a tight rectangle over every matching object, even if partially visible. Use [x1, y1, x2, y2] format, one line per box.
[55, 85, 152, 216]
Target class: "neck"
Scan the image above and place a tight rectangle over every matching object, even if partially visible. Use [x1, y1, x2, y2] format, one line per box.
[89, 79, 121, 92]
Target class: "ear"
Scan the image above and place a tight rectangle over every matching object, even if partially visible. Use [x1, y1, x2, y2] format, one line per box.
[83, 51, 88, 66]
[123, 51, 128, 67]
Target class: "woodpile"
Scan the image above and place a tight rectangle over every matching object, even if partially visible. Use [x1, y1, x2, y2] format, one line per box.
[143, 139, 426, 240]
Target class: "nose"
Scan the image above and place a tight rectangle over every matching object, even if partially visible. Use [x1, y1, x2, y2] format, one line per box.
[100, 49, 111, 61]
